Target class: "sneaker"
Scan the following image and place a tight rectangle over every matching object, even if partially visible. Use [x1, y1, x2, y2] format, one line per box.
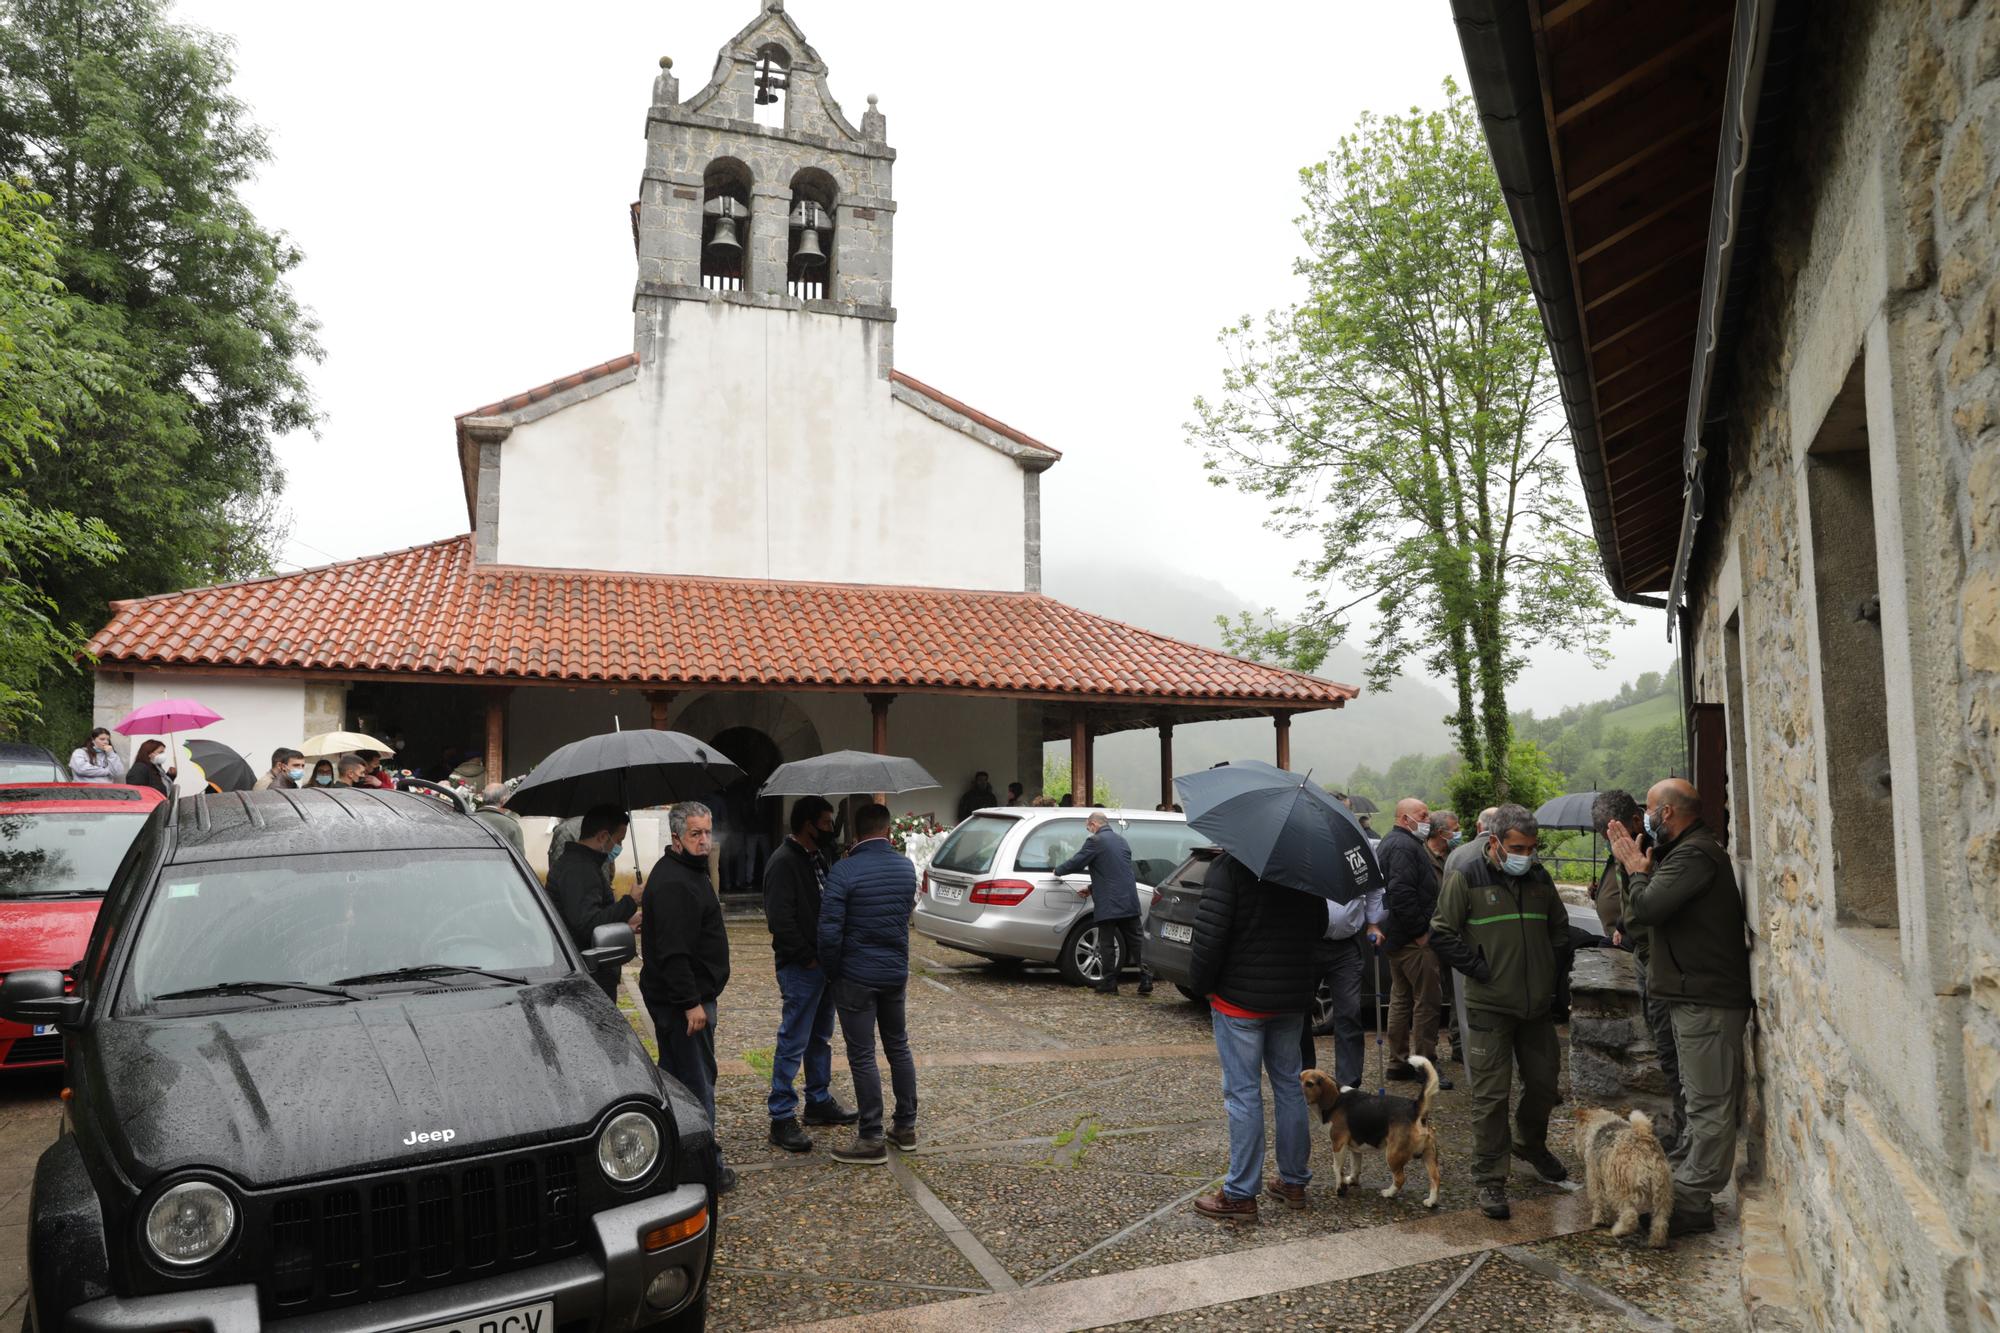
[1667, 1205, 1716, 1237]
[1477, 1184, 1511, 1220]
[1264, 1180, 1309, 1210]
[803, 1098, 860, 1126]
[1193, 1190, 1259, 1223]
[1516, 1144, 1569, 1183]
[717, 1165, 740, 1194]
[769, 1119, 813, 1153]
[1386, 1061, 1419, 1081]
[831, 1135, 888, 1165]
[886, 1125, 918, 1152]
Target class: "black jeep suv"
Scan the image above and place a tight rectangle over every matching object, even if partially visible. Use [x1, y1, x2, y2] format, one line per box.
[6, 789, 715, 1331]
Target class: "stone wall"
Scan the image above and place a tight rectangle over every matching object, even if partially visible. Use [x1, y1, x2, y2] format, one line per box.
[1681, 2, 2000, 1327]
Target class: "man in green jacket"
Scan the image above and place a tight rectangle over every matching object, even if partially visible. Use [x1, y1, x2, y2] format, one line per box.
[1611, 777, 1752, 1238]
[1430, 802, 1571, 1220]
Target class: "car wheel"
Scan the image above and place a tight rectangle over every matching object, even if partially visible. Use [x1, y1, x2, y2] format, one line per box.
[1175, 983, 1208, 1005]
[1057, 919, 1117, 987]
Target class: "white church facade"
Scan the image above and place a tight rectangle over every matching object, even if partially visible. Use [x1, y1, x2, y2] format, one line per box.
[85, 2, 1356, 866]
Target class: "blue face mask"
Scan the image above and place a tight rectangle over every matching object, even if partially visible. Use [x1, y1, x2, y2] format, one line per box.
[607, 842, 623, 862]
[1502, 852, 1534, 877]
[1448, 832, 1464, 848]
[314, 773, 334, 786]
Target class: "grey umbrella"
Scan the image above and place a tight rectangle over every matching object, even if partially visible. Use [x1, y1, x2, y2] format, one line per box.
[1173, 762, 1383, 904]
[759, 750, 940, 797]
[1533, 791, 1603, 831]
[1340, 793, 1380, 815]
[507, 730, 745, 817]
[187, 739, 257, 793]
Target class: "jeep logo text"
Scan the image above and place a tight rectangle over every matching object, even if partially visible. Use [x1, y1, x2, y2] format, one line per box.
[403, 1128, 457, 1146]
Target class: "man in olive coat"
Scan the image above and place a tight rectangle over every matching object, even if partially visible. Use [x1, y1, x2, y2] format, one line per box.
[1612, 778, 1751, 1237]
[1430, 802, 1571, 1220]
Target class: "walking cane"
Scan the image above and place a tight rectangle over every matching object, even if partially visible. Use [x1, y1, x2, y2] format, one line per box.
[1373, 944, 1388, 1096]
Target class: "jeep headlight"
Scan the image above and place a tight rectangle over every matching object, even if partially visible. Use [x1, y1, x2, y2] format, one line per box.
[598, 1109, 660, 1184]
[145, 1180, 236, 1266]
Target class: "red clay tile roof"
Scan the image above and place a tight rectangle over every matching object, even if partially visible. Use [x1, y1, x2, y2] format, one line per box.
[86, 537, 1354, 710]
[889, 370, 1061, 457]
[458, 354, 640, 421]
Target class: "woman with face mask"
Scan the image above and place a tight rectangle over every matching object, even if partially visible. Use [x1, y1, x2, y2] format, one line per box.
[126, 740, 179, 799]
[310, 759, 336, 787]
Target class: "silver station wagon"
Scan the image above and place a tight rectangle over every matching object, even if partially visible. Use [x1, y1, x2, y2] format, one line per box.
[913, 808, 1207, 986]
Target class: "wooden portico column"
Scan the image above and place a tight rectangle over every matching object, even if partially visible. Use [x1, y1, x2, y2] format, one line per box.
[866, 693, 895, 804]
[1069, 707, 1092, 805]
[484, 687, 512, 783]
[1273, 712, 1292, 772]
[645, 689, 678, 732]
[1158, 719, 1175, 809]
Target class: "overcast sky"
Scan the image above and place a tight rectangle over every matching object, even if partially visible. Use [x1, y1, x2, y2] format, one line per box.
[170, 0, 1674, 718]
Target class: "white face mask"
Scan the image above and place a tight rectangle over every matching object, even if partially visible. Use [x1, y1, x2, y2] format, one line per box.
[1414, 820, 1433, 839]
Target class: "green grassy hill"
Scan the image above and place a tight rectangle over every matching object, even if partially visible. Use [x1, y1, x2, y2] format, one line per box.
[1601, 691, 1678, 735]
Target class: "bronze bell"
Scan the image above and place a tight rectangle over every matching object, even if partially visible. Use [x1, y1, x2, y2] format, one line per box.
[789, 199, 828, 268]
[792, 227, 825, 267]
[706, 215, 742, 256]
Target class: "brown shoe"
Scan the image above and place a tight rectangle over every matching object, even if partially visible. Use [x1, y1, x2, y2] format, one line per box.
[1194, 1191, 1259, 1223]
[886, 1125, 918, 1151]
[1265, 1180, 1309, 1210]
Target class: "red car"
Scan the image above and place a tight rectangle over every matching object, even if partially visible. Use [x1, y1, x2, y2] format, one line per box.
[0, 783, 164, 1070]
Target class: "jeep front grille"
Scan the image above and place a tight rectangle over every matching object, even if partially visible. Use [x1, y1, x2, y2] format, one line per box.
[261, 1147, 581, 1314]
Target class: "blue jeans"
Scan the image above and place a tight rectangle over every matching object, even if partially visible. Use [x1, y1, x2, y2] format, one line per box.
[768, 962, 839, 1122]
[1212, 1009, 1311, 1200]
[834, 978, 918, 1140]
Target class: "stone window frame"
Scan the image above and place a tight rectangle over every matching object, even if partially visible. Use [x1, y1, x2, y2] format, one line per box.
[1777, 156, 1962, 1154]
[1713, 537, 1761, 935]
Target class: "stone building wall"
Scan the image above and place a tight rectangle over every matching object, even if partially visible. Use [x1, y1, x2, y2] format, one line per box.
[1681, 2, 2000, 1327]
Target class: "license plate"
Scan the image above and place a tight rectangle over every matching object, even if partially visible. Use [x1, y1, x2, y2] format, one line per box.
[404, 1300, 554, 1333]
[1161, 922, 1193, 944]
[31, 1024, 57, 1036]
[933, 880, 965, 903]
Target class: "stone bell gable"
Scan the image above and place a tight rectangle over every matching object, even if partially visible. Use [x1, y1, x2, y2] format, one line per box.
[635, 0, 895, 329]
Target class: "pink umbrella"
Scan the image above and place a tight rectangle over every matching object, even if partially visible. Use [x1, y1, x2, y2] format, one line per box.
[113, 699, 224, 736]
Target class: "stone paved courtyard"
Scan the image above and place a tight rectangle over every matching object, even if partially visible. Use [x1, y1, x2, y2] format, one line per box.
[0, 920, 1748, 1329]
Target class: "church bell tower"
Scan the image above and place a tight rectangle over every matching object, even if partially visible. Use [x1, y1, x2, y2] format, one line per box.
[633, 1, 896, 367]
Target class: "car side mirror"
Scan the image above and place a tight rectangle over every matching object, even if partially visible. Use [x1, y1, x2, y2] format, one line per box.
[0, 969, 84, 1029]
[582, 923, 635, 970]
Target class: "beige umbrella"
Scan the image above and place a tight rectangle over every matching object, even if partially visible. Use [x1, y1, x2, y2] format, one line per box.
[298, 731, 396, 758]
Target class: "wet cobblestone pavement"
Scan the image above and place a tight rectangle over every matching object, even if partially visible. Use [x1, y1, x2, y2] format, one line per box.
[675, 923, 1745, 1330]
[0, 920, 1744, 1329]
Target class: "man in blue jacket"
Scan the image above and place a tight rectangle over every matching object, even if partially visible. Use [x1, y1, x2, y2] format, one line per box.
[818, 802, 920, 1165]
[1052, 811, 1151, 995]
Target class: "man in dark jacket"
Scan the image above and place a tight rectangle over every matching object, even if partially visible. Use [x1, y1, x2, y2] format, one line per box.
[818, 803, 919, 1165]
[1053, 812, 1151, 996]
[1379, 797, 1452, 1088]
[1614, 778, 1751, 1238]
[1589, 789, 1682, 1155]
[762, 796, 859, 1152]
[548, 815, 613, 889]
[1430, 803, 1571, 1220]
[1444, 806, 1498, 879]
[640, 801, 735, 1191]
[1187, 852, 1326, 1223]
[956, 771, 998, 822]
[546, 805, 637, 1001]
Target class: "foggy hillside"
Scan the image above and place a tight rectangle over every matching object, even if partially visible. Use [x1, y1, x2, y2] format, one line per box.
[1039, 562, 1457, 802]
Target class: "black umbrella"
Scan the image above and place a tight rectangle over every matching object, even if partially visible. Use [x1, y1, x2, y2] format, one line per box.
[759, 750, 939, 797]
[507, 730, 746, 817]
[186, 739, 257, 793]
[1342, 793, 1379, 815]
[1173, 762, 1383, 904]
[1534, 791, 1603, 831]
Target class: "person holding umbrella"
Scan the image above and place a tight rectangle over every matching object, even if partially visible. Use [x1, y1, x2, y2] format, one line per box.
[1428, 802, 1573, 1220]
[547, 806, 635, 1002]
[126, 740, 178, 798]
[68, 727, 127, 784]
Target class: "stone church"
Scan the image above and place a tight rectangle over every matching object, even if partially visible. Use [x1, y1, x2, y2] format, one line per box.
[1459, 0, 2000, 1325]
[85, 2, 1354, 863]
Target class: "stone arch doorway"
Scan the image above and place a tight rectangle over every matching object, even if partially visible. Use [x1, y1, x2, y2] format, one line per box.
[670, 693, 823, 900]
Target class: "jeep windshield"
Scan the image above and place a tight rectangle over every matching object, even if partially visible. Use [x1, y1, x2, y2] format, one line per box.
[122, 849, 565, 1014]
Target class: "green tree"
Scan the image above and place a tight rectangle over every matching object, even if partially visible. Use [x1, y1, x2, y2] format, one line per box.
[1041, 753, 1115, 808]
[1192, 83, 1620, 801]
[0, 176, 120, 728]
[0, 0, 319, 743]
[1448, 736, 1567, 821]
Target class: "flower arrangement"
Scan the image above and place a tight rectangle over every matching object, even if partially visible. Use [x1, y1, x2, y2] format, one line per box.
[889, 811, 942, 853]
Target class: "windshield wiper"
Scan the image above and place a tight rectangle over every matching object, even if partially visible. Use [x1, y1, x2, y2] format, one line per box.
[152, 979, 359, 1003]
[333, 963, 528, 987]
